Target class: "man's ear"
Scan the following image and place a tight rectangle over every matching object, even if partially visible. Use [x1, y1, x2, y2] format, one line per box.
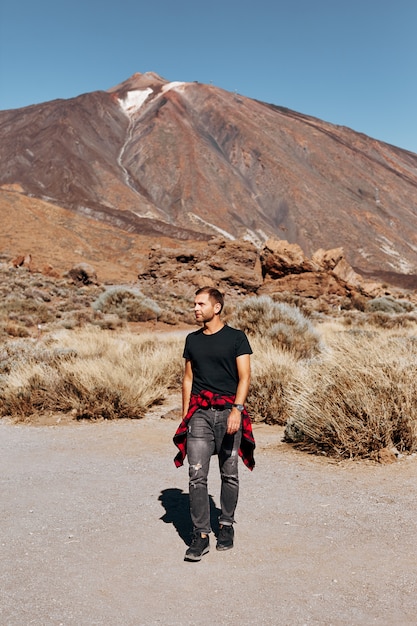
[214, 302, 221, 314]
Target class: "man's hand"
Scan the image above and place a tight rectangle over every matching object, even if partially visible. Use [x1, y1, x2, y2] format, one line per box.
[227, 407, 242, 434]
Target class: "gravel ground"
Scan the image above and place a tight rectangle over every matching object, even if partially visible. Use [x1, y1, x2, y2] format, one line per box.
[1, 405, 417, 626]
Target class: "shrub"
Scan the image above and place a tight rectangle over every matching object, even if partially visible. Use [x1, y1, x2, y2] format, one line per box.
[366, 296, 414, 314]
[1, 296, 53, 324]
[136, 285, 197, 325]
[284, 331, 417, 458]
[247, 337, 302, 425]
[227, 295, 323, 359]
[350, 294, 368, 312]
[0, 329, 183, 421]
[4, 322, 30, 338]
[92, 313, 125, 330]
[365, 311, 417, 329]
[92, 287, 161, 322]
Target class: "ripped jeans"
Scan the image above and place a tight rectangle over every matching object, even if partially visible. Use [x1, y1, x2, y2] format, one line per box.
[187, 406, 242, 535]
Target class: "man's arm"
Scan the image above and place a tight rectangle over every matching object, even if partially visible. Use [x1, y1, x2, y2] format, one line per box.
[182, 359, 193, 419]
[227, 353, 251, 435]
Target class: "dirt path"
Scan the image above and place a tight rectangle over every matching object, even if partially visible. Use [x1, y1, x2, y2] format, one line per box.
[1, 402, 417, 625]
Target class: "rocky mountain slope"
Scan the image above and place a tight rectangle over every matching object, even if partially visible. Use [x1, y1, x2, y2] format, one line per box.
[1, 72, 417, 285]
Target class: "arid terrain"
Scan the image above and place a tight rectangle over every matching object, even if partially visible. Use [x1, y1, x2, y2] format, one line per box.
[2, 72, 417, 625]
[1, 395, 417, 626]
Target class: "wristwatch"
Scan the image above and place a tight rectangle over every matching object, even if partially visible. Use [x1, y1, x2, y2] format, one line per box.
[232, 403, 244, 412]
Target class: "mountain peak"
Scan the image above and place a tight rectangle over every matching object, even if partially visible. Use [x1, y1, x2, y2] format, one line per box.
[111, 73, 189, 117]
[108, 72, 168, 98]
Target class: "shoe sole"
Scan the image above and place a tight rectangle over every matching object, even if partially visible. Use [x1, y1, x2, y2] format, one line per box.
[184, 546, 210, 562]
[216, 543, 233, 551]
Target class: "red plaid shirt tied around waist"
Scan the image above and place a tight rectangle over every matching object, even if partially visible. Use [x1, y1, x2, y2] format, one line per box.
[173, 389, 255, 471]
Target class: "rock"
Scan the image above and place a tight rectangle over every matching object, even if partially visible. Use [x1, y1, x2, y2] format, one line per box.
[260, 239, 318, 279]
[258, 271, 348, 298]
[377, 447, 397, 464]
[11, 253, 32, 269]
[332, 257, 362, 288]
[138, 238, 262, 293]
[137, 236, 386, 303]
[161, 408, 182, 420]
[42, 264, 60, 278]
[0, 183, 25, 193]
[200, 238, 263, 291]
[359, 280, 386, 297]
[67, 263, 98, 285]
[312, 247, 345, 270]
[258, 239, 386, 299]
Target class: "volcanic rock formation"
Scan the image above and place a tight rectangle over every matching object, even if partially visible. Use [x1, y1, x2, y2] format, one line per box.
[137, 237, 384, 302]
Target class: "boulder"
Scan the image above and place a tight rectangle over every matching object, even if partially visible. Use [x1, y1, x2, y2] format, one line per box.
[258, 271, 349, 298]
[260, 239, 318, 279]
[377, 447, 397, 464]
[67, 263, 98, 285]
[199, 238, 263, 291]
[42, 264, 60, 278]
[138, 238, 262, 293]
[312, 247, 345, 270]
[332, 257, 363, 288]
[11, 253, 32, 269]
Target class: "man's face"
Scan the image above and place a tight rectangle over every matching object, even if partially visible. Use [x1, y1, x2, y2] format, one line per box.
[194, 293, 220, 323]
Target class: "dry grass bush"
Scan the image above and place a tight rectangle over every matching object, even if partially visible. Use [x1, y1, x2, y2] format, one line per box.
[247, 337, 303, 425]
[366, 295, 414, 314]
[3, 321, 31, 337]
[92, 287, 161, 322]
[91, 312, 125, 330]
[341, 309, 417, 330]
[2, 297, 53, 324]
[268, 291, 361, 318]
[284, 329, 417, 458]
[0, 329, 184, 421]
[366, 311, 417, 329]
[0, 266, 104, 338]
[268, 290, 330, 317]
[138, 284, 197, 325]
[3, 264, 417, 461]
[227, 295, 323, 359]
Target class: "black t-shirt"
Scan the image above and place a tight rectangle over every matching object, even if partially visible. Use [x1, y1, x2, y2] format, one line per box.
[183, 324, 253, 396]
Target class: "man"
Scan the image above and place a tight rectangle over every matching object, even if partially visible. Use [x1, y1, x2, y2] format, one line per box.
[173, 286, 255, 562]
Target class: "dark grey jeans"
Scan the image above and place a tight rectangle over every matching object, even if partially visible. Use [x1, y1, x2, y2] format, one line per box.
[187, 406, 242, 535]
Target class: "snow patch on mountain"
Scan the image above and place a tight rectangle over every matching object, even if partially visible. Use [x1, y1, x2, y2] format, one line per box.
[161, 82, 186, 94]
[117, 83, 185, 116]
[118, 88, 153, 115]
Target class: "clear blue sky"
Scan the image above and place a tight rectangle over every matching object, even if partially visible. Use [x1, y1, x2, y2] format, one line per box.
[1, 0, 416, 153]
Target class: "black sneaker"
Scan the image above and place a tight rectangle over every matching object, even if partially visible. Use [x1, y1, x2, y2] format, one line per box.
[184, 533, 210, 561]
[216, 525, 234, 551]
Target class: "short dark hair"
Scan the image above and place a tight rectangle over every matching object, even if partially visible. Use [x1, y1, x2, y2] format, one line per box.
[195, 286, 224, 313]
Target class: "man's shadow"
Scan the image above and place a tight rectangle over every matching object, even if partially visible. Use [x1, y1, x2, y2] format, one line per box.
[159, 488, 221, 545]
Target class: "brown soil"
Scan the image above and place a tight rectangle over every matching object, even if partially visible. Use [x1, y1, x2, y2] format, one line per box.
[1, 394, 417, 625]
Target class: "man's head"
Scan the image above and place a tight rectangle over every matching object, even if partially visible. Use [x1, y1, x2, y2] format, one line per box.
[194, 286, 224, 323]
